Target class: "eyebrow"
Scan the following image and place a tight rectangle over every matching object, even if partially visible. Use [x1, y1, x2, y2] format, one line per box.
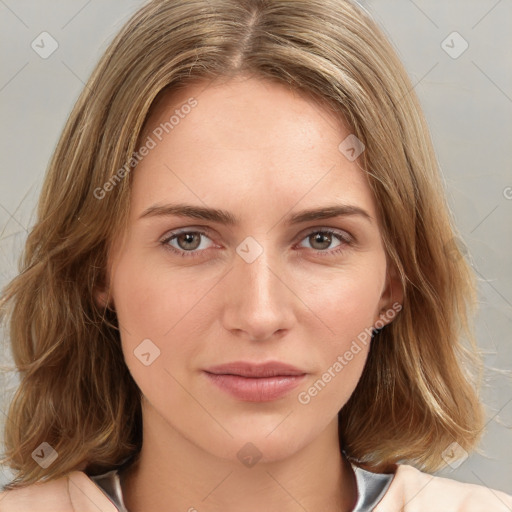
[139, 203, 372, 225]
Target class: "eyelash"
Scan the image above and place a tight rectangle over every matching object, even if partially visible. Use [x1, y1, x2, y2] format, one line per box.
[159, 228, 353, 259]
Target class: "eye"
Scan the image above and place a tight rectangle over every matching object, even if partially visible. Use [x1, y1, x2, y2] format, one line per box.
[160, 229, 216, 258]
[297, 229, 353, 257]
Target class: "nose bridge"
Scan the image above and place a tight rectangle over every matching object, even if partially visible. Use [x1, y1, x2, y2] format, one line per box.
[223, 235, 293, 340]
[238, 235, 285, 306]
[242, 242, 279, 299]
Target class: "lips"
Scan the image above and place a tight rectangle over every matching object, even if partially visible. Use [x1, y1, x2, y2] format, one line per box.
[204, 360, 306, 378]
[203, 361, 307, 402]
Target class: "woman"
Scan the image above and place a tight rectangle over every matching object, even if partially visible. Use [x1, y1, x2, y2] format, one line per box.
[0, 0, 510, 510]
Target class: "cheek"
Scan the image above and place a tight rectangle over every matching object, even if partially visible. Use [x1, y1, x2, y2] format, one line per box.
[297, 258, 385, 341]
[108, 253, 196, 406]
[109, 251, 218, 382]
[293, 261, 384, 407]
[110, 249, 205, 337]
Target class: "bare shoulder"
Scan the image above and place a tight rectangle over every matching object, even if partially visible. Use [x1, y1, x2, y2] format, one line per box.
[374, 463, 512, 512]
[0, 472, 72, 512]
[0, 471, 117, 512]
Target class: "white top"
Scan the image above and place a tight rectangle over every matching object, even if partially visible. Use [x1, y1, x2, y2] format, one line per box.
[89, 460, 395, 512]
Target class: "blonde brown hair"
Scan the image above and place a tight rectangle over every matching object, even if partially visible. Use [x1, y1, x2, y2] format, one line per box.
[0, 0, 484, 489]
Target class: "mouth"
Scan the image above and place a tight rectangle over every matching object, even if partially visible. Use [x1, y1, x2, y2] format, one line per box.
[203, 361, 307, 402]
[204, 360, 306, 378]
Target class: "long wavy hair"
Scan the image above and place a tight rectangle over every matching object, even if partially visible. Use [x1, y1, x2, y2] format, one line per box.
[0, 0, 484, 489]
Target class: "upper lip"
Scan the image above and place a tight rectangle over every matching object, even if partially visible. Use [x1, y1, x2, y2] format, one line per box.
[204, 361, 306, 378]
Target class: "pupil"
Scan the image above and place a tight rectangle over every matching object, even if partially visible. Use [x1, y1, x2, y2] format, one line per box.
[313, 232, 331, 249]
[180, 233, 200, 250]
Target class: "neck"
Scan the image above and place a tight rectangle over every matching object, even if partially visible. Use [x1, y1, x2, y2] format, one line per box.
[121, 401, 357, 512]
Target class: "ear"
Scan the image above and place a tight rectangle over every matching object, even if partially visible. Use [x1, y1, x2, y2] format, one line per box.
[93, 273, 114, 311]
[375, 261, 403, 327]
[93, 250, 117, 311]
[94, 286, 112, 309]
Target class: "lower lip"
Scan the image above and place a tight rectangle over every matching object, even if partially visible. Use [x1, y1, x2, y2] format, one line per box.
[204, 372, 306, 402]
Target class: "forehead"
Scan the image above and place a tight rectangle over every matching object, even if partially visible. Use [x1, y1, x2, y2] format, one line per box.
[132, 76, 378, 224]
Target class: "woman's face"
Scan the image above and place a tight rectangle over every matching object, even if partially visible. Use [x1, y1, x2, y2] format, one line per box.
[101, 76, 402, 463]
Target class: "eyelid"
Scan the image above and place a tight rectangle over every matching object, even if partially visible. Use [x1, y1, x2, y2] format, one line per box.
[295, 226, 354, 244]
[159, 225, 216, 242]
[159, 225, 353, 244]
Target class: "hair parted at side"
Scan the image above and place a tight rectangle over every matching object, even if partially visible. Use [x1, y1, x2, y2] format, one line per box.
[0, 0, 484, 489]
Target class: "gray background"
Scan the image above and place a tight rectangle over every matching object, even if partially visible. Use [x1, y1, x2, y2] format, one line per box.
[1, 0, 511, 496]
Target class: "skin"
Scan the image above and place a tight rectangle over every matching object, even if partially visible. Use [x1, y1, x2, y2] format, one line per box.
[97, 74, 403, 512]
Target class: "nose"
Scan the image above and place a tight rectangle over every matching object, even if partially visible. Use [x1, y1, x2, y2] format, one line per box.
[220, 241, 295, 342]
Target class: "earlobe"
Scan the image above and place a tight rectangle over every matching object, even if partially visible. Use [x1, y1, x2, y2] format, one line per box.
[93, 259, 115, 311]
[93, 285, 114, 311]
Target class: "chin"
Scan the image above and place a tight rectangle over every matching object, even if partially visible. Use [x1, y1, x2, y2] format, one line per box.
[199, 426, 315, 467]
